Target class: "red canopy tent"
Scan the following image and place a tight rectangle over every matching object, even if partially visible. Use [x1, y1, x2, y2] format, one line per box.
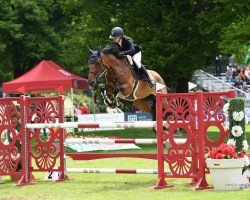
[2, 60, 89, 94]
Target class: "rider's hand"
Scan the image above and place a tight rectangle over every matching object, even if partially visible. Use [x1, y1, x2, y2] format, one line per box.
[117, 52, 124, 59]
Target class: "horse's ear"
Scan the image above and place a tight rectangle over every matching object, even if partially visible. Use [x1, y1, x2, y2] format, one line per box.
[97, 46, 102, 56]
[87, 46, 93, 55]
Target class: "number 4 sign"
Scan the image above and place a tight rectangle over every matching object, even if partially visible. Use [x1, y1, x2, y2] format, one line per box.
[44, 171, 59, 181]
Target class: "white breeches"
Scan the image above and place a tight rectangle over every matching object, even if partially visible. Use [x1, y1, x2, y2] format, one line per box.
[132, 52, 142, 69]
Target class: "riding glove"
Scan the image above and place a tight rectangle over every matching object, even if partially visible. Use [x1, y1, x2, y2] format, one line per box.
[117, 52, 124, 59]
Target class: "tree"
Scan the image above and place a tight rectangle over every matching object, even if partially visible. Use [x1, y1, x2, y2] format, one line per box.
[58, 0, 113, 75]
[218, 1, 250, 64]
[1, 0, 249, 92]
[0, 0, 22, 83]
[11, 0, 62, 78]
[60, 0, 250, 92]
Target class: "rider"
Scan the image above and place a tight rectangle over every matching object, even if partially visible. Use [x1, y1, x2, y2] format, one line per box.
[109, 27, 155, 87]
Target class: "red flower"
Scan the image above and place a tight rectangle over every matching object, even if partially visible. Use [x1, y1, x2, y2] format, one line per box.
[208, 143, 245, 159]
[222, 147, 230, 155]
[215, 153, 224, 159]
[208, 150, 217, 158]
[238, 151, 245, 158]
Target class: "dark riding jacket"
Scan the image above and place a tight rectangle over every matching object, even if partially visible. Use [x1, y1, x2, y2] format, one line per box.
[118, 37, 141, 56]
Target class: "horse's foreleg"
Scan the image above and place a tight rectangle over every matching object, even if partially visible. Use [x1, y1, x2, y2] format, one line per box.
[99, 84, 114, 107]
[113, 85, 126, 108]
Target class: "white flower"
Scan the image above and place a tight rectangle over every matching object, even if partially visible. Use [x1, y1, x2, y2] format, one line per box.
[227, 138, 236, 146]
[242, 140, 249, 151]
[233, 111, 244, 121]
[244, 155, 250, 167]
[223, 103, 229, 113]
[231, 125, 243, 137]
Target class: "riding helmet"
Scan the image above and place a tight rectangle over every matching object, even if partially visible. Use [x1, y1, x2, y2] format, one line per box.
[109, 27, 124, 39]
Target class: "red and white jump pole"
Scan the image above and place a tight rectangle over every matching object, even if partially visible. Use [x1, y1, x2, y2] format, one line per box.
[25, 121, 168, 129]
[65, 138, 187, 145]
[66, 168, 171, 174]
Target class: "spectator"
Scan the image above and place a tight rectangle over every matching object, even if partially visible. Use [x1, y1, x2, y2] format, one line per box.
[232, 63, 239, 81]
[81, 103, 90, 114]
[234, 79, 243, 90]
[239, 69, 246, 81]
[225, 67, 233, 82]
[215, 55, 223, 76]
[215, 56, 219, 75]
[228, 55, 235, 68]
[74, 103, 81, 120]
[244, 66, 250, 84]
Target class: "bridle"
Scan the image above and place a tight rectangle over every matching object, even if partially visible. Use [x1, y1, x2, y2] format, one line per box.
[89, 55, 107, 83]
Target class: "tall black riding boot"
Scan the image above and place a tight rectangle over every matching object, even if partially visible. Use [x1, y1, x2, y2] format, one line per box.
[139, 65, 155, 87]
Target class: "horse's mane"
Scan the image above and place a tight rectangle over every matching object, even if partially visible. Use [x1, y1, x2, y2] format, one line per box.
[103, 42, 121, 57]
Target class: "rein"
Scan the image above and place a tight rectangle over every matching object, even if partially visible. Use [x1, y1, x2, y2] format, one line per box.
[100, 54, 125, 84]
[89, 58, 107, 82]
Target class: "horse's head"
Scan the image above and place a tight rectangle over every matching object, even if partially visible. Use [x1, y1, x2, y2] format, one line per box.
[88, 47, 105, 87]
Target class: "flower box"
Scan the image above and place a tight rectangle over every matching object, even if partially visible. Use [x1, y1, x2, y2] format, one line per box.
[206, 158, 245, 190]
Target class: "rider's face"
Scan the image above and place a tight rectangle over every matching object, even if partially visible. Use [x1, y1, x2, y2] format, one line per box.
[113, 36, 121, 43]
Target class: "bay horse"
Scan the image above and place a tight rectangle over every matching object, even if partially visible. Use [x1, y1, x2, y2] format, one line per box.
[87, 43, 167, 121]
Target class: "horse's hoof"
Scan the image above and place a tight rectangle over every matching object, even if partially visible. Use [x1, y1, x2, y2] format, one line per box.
[117, 102, 124, 109]
[113, 87, 120, 95]
[116, 101, 120, 107]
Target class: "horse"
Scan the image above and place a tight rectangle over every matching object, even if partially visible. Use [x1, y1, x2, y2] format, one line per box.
[87, 43, 168, 121]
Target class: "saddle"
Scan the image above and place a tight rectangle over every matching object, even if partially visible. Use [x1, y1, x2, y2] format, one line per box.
[123, 56, 147, 81]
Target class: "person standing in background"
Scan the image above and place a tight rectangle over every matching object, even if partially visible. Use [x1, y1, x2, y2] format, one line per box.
[228, 54, 235, 68]
[215, 55, 223, 76]
[74, 103, 82, 121]
[81, 103, 90, 114]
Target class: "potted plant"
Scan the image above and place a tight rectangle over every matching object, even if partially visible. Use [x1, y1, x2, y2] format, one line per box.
[206, 143, 245, 190]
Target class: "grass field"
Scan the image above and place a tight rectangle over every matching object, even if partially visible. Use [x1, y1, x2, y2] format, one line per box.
[1, 126, 250, 200]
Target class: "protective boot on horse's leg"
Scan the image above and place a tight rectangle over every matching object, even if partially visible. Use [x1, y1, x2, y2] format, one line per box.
[133, 52, 155, 87]
[99, 84, 113, 107]
[113, 86, 123, 108]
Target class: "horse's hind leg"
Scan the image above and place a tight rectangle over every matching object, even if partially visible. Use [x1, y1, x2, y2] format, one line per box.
[133, 95, 156, 134]
[147, 94, 156, 120]
[133, 95, 156, 119]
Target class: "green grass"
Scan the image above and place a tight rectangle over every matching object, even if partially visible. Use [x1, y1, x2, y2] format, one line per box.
[1, 126, 250, 200]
